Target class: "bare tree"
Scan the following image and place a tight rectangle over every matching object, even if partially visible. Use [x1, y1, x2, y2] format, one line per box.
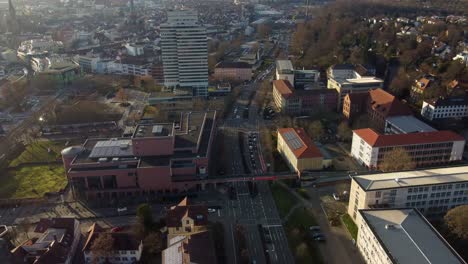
[379, 147, 416, 172]
[337, 121, 352, 142]
[444, 205, 468, 240]
[307, 121, 324, 141]
[90, 233, 114, 264]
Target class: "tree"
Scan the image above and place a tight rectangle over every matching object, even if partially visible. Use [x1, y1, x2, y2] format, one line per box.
[389, 68, 411, 98]
[115, 88, 128, 103]
[31, 75, 57, 91]
[140, 232, 164, 262]
[136, 203, 153, 231]
[379, 147, 416, 172]
[90, 233, 114, 263]
[337, 121, 352, 142]
[444, 205, 468, 240]
[256, 24, 272, 39]
[307, 121, 323, 141]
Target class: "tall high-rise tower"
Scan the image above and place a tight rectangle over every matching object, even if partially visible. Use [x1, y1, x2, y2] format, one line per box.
[8, 0, 19, 33]
[160, 10, 208, 97]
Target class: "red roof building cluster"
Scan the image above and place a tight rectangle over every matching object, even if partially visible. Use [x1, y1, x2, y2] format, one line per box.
[353, 128, 465, 147]
[278, 128, 323, 159]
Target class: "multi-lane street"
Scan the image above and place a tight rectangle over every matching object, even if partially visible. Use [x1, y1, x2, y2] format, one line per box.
[214, 62, 295, 263]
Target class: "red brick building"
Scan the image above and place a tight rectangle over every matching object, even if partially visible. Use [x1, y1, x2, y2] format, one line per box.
[343, 88, 412, 132]
[61, 111, 217, 199]
[213, 61, 252, 81]
[272, 79, 338, 115]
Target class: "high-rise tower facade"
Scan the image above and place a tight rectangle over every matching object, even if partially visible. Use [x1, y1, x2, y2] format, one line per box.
[160, 10, 208, 96]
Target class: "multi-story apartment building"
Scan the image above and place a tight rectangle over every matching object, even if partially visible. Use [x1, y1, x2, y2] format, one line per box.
[213, 61, 252, 81]
[272, 80, 337, 115]
[275, 60, 294, 85]
[351, 128, 465, 169]
[162, 197, 217, 264]
[161, 10, 208, 96]
[348, 166, 468, 221]
[277, 128, 325, 174]
[357, 208, 465, 264]
[83, 223, 143, 264]
[343, 88, 412, 132]
[275, 59, 321, 89]
[294, 68, 321, 89]
[421, 95, 468, 121]
[61, 111, 216, 199]
[108, 58, 151, 77]
[327, 64, 383, 110]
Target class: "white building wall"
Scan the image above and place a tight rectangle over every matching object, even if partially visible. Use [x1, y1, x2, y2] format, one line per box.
[357, 220, 393, 264]
[451, 141, 465, 161]
[351, 133, 379, 168]
[422, 102, 468, 120]
[349, 179, 468, 224]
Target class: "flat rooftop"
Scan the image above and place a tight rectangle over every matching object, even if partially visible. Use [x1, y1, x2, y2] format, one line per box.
[353, 166, 468, 191]
[174, 111, 214, 149]
[133, 123, 173, 138]
[360, 209, 465, 264]
[276, 60, 294, 72]
[386, 115, 436, 133]
[345, 77, 383, 84]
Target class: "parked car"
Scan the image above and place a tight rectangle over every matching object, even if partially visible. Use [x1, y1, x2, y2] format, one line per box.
[208, 208, 217, 213]
[333, 193, 340, 201]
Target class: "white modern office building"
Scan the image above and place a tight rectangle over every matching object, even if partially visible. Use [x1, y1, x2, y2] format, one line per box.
[348, 166, 468, 221]
[160, 10, 208, 96]
[421, 96, 468, 121]
[357, 208, 465, 264]
[276, 60, 295, 85]
[327, 64, 383, 109]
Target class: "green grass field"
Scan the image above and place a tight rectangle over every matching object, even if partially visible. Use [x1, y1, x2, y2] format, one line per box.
[270, 182, 298, 217]
[9, 140, 68, 167]
[0, 165, 67, 199]
[341, 214, 358, 240]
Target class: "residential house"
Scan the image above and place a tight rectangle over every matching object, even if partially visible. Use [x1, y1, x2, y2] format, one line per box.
[10, 218, 81, 264]
[83, 224, 143, 264]
[162, 197, 216, 264]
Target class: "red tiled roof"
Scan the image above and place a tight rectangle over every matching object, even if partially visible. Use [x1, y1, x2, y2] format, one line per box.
[166, 198, 208, 228]
[368, 88, 412, 117]
[415, 78, 431, 91]
[353, 128, 465, 147]
[273, 80, 294, 98]
[83, 223, 140, 252]
[278, 128, 323, 159]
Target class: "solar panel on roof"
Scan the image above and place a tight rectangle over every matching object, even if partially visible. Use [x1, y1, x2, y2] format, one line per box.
[289, 138, 304, 150]
[152, 125, 163, 134]
[282, 130, 304, 150]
